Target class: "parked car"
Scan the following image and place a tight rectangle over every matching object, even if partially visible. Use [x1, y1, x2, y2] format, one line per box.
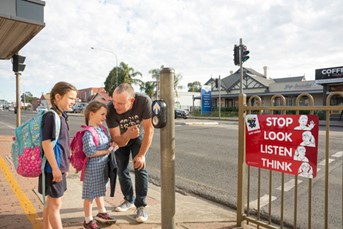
[175, 108, 190, 119]
[36, 106, 48, 113]
[72, 103, 87, 113]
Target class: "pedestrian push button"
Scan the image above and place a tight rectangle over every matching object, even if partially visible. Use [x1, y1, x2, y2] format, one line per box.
[152, 100, 167, 128]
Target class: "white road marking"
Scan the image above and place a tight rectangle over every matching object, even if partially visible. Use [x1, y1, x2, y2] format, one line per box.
[0, 121, 16, 129]
[332, 151, 343, 158]
[276, 178, 303, 192]
[318, 159, 335, 166]
[247, 194, 277, 210]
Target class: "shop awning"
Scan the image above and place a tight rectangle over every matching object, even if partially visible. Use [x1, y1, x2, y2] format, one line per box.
[0, 0, 45, 59]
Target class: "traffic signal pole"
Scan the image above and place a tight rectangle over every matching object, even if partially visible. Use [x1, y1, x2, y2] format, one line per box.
[12, 53, 26, 127]
[236, 38, 247, 226]
[239, 38, 243, 94]
[15, 71, 21, 126]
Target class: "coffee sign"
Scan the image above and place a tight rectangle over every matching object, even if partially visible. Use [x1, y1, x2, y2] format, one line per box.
[315, 66, 343, 84]
[245, 114, 319, 178]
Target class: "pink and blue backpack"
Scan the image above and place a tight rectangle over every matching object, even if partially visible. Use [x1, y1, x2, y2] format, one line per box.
[70, 125, 107, 181]
[11, 110, 60, 177]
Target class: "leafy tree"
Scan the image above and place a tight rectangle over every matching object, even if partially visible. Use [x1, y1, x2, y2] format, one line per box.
[104, 62, 143, 96]
[139, 81, 156, 98]
[187, 81, 202, 92]
[149, 66, 163, 98]
[20, 91, 38, 103]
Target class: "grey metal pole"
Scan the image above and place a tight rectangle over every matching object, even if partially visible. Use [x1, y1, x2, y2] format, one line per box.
[218, 75, 221, 119]
[115, 54, 118, 86]
[236, 37, 247, 226]
[15, 72, 21, 126]
[239, 38, 243, 94]
[160, 67, 175, 229]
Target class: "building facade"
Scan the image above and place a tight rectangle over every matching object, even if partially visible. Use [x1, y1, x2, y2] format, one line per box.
[197, 67, 342, 114]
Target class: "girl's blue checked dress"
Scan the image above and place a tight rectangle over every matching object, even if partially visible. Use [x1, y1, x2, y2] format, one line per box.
[81, 126, 111, 200]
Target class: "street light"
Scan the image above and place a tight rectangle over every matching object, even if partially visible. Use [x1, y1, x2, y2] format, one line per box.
[90, 47, 118, 86]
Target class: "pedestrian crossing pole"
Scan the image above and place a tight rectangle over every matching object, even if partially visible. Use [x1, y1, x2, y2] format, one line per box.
[160, 67, 176, 229]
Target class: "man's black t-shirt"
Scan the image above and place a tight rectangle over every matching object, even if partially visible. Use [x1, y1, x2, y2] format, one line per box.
[106, 93, 152, 138]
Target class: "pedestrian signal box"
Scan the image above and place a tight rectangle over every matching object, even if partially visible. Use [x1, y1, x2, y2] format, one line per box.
[152, 100, 167, 128]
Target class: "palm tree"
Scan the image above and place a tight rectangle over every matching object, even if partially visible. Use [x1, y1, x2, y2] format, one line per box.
[139, 81, 156, 98]
[148, 66, 183, 97]
[120, 62, 143, 86]
[149, 67, 163, 98]
[104, 62, 143, 96]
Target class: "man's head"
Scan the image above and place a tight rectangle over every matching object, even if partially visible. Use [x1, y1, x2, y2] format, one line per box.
[112, 83, 135, 114]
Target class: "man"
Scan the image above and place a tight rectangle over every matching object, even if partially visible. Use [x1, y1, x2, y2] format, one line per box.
[106, 83, 154, 223]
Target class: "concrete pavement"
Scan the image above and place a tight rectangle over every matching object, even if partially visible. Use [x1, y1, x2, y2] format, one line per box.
[0, 135, 253, 229]
[1, 117, 341, 228]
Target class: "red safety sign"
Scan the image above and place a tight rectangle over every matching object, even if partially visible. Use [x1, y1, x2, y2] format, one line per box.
[245, 114, 319, 178]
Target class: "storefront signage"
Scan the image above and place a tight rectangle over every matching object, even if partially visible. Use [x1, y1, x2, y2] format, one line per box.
[315, 66, 343, 84]
[245, 114, 319, 179]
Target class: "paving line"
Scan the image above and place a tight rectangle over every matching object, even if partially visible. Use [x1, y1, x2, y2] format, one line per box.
[318, 158, 335, 166]
[276, 178, 303, 192]
[332, 151, 343, 158]
[0, 156, 43, 229]
[247, 194, 277, 210]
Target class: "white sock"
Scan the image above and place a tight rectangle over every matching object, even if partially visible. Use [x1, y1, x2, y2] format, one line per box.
[85, 216, 93, 223]
[99, 208, 107, 213]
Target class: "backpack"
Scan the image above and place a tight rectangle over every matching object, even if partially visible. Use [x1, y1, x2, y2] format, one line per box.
[70, 125, 107, 181]
[11, 110, 61, 177]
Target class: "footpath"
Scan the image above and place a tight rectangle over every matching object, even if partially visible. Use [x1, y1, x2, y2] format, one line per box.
[0, 118, 341, 229]
[0, 135, 253, 229]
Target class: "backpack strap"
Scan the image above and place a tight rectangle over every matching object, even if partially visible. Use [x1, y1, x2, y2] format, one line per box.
[78, 125, 104, 181]
[81, 125, 101, 146]
[41, 109, 61, 208]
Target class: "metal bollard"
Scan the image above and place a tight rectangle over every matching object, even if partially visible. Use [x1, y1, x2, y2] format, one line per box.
[160, 67, 175, 229]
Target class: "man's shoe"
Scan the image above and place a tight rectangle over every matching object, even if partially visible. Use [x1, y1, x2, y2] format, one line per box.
[114, 200, 135, 212]
[94, 212, 116, 223]
[135, 207, 148, 223]
[83, 220, 100, 229]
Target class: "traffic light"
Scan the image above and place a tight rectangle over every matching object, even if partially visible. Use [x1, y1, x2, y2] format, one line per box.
[12, 54, 26, 72]
[241, 45, 250, 63]
[215, 78, 219, 88]
[233, 45, 240, 66]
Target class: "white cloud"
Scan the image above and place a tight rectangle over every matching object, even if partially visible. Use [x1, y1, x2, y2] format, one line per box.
[0, 0, 342, 102]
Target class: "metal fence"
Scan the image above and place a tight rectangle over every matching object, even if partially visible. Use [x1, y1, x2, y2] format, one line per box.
[236, 92, 343, 229]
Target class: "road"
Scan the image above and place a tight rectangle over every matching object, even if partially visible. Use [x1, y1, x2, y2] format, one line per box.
[0, 110, 342, 228]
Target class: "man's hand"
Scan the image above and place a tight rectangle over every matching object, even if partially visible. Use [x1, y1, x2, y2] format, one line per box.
[125, 125, 140, 139]
[133, 155, 146, 170]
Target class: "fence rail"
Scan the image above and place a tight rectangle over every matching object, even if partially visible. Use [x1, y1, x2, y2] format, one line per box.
[236, 92, 343, 229]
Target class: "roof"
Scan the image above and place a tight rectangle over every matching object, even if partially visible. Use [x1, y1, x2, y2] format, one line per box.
[273, 76, 305, 83]
[90, 92, 112, 104]
[220, 68, 274, 91]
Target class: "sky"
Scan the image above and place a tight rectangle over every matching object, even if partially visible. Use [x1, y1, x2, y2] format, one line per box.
[1, 0, 343, 102]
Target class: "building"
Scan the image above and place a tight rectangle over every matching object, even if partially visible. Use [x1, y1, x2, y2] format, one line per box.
[197, 67, 343, 112]
[175, 91, 201, 110]
[90, 91, 112, 104]
[77, 87, 106, 102]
